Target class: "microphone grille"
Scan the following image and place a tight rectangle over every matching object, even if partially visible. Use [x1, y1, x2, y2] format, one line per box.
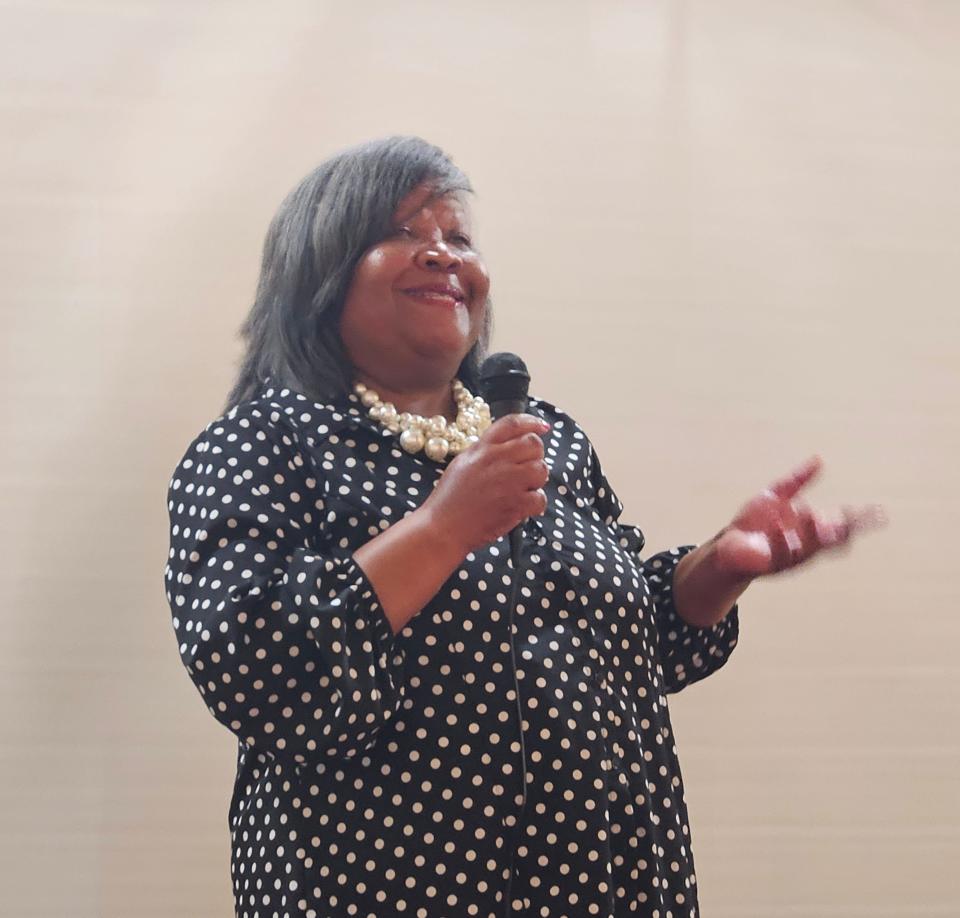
[479, 352, 530, 404]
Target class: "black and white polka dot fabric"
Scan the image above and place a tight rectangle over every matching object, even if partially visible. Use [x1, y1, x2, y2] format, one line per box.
[164, 382, 740, 918]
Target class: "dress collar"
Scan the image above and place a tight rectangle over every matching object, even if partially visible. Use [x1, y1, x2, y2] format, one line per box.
[251, 377, 550, 452]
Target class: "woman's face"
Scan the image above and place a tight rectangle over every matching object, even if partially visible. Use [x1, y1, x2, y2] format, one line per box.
[339, 183, 490, 391]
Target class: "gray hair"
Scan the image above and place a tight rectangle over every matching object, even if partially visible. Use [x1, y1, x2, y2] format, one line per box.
[226, 136, 493, 410]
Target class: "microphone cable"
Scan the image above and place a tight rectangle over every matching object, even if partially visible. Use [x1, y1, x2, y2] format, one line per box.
[501, 525, 529, 918]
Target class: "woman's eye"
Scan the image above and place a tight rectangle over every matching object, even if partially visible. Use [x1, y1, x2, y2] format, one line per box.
[451, 233, 472, 247]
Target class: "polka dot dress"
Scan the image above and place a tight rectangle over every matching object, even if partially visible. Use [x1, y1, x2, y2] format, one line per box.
[164, 382, 740, 918]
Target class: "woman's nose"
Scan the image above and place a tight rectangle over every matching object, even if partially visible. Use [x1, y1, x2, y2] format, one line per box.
[414, 240, 462, 272]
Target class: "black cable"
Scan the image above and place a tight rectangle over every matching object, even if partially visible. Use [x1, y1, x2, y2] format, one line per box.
[502, 526, 529, 918]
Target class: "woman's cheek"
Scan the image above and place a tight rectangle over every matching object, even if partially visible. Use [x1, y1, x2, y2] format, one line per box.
[467, 261, 491, 310]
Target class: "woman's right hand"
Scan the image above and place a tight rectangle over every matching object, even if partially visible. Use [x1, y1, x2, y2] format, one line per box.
[422, 413, 551, 555]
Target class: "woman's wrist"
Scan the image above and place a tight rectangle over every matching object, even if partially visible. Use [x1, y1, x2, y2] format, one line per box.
[411, 502, 473, 570]
[672, 535, 752, 629]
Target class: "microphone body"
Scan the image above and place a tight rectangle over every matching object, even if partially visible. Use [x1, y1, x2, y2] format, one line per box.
[479, 353, 532, 569]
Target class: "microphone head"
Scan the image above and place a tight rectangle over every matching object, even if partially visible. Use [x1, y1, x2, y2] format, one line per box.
[479, 352, 530, 409]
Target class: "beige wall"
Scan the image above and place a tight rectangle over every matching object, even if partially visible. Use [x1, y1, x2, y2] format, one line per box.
[2, 2, 957, 915]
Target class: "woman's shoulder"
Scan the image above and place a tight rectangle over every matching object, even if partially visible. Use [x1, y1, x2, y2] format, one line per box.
[197, 383, 360, 448]
[169, 382, 360, 482]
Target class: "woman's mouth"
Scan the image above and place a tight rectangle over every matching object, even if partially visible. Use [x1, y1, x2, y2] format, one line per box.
[401, 285, 465, 308]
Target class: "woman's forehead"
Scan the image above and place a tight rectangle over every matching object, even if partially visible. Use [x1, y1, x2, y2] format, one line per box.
[394, 185, 471, 225]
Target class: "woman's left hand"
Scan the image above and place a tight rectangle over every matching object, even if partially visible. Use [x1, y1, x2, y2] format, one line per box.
[711, 455, 887, 580]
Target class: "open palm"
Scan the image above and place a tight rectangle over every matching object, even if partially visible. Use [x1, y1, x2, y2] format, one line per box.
[712, 455, 886, 578]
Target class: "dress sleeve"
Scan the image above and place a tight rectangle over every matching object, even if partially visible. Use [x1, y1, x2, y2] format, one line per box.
[585, 438, 740, 695]
[163, 406, 406, 765]
[634, 543, 739, 694]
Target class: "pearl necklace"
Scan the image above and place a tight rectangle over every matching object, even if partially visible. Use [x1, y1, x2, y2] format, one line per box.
[353, 379, 492, 462]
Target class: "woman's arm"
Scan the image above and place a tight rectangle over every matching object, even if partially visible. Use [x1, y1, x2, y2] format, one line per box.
[165, 409, 408, 766]
[165, 408, 551, 763]
[673, 535, 750, 628]
[355, 411, 553, 634]
[352, 504, 467, 635]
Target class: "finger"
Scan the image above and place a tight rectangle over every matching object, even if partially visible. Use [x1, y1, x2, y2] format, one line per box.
[483, 413, 551, 445]
[847, 503, 889, 534]
[764, 521, 803, 572]
[782, 499, 829, 566]
[813, 504, 887, 549]
[813, 510, 852, 548]
[765, 454, 823, 501]
[780, 526, 804, 568]
[760, 497, 807, 571]
[793, 502, 822, 558]
[516, 458, 550, 490]
[523, 487, 548, 518]
[502, 430, 547, 463]
[812, 510, 839, 548]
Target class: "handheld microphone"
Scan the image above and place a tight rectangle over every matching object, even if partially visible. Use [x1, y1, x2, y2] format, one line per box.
[478, 351, 532, 918]
[479, 352, 531, 569]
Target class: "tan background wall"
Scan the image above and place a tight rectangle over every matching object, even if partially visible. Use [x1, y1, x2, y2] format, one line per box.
[1, 1, 957, 915]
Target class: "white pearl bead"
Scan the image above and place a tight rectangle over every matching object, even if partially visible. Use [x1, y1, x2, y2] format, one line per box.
[360, 389, 379, 407]
[400, 428, 426, 453]
[424, 436, 450, 461]
[428, 415, 448, 437]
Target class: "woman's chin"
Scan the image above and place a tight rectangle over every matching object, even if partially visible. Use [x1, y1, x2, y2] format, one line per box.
[410, 335, 473, 370]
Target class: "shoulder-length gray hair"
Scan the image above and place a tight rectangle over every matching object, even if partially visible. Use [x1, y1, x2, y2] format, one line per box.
[225, 136, 493, 410]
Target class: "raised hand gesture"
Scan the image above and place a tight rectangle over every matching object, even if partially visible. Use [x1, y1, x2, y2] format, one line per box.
[673, 456, 887, 627]
[712, 455, 886, 578]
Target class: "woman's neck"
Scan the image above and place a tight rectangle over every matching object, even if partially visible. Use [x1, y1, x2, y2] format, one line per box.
[354, 372, 458, 422]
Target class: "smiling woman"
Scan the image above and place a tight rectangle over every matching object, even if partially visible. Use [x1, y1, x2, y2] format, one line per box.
[163, 135, 883, 918]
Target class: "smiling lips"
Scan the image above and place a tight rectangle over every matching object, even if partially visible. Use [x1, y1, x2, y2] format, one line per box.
[401, 284, 466, 307]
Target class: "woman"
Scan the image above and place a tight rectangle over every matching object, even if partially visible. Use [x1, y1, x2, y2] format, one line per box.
[164, 136, 883, 918]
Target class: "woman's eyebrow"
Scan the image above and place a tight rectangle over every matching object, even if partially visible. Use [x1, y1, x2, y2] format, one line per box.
[392, 208, 420, 225]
